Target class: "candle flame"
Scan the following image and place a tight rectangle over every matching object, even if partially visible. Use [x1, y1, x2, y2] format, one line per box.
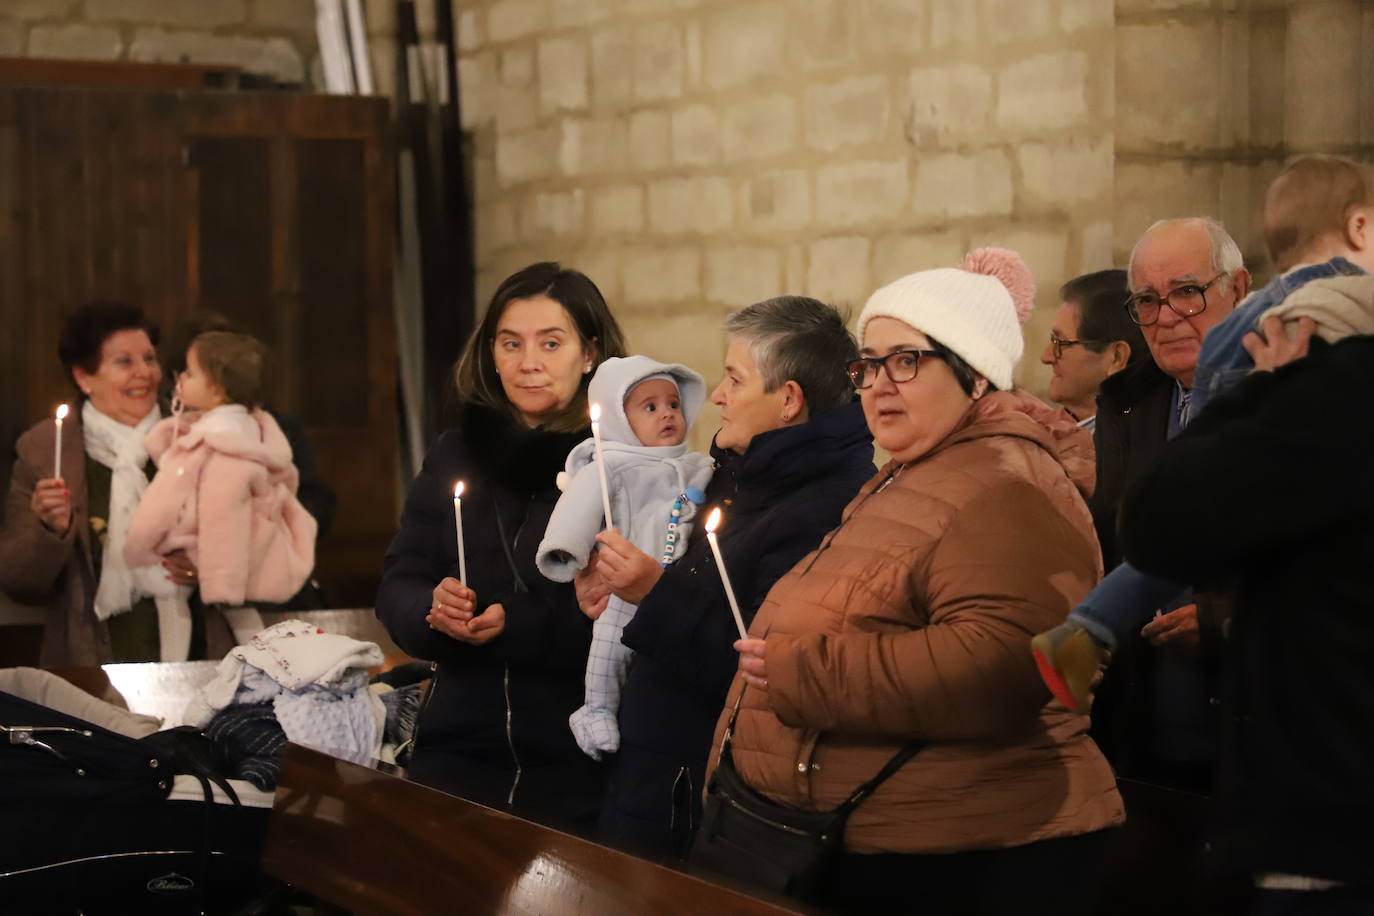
[589, 402, 601, 423]
[705, 507, 722, 533]
[55, 403, 69, 421]
[453, 481, 464, 499]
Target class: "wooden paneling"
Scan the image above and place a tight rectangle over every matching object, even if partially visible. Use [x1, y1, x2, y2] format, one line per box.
[0, 86, 397, 610]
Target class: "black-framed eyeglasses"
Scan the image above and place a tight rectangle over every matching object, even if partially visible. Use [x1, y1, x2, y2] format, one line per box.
[1048, 331, 1104, 361]
[1124, 273, 1228, 326]
[845, 349, 942, 390]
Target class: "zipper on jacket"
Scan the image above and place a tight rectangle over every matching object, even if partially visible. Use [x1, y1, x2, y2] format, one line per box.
[799, 463, 905, 577]
[503, 663, 522, 806]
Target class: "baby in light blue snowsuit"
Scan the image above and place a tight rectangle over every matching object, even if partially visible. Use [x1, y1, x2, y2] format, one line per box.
[536, 356, 713, 760]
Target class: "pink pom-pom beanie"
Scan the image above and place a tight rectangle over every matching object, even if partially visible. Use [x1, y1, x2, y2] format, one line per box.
[857, 247, 1035, 391]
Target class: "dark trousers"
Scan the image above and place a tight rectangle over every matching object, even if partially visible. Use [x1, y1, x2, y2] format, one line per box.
[817, 829, 1113, 916]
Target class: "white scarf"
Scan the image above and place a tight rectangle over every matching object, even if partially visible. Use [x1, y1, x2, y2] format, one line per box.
[82, 400, 194, 661]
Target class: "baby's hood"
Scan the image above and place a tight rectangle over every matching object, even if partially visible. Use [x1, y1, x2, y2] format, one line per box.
[586, 355, 707, 446]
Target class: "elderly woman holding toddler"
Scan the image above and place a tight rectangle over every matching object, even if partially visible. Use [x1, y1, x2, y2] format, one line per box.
[717, 251, 1124, 914]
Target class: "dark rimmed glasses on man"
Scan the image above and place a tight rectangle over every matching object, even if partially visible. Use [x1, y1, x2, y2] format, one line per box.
[1124, 273, 1228, 326]
[845, 349, 942, 390]
[1048, 331, 1103, 361]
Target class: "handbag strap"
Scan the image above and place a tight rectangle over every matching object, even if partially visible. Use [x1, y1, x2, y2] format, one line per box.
[715, 684, 924, 818]
[490, 492, 530, 595]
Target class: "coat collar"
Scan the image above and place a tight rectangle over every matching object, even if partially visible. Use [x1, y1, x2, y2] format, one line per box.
[460, 403, 588, 493]
[1097, 357, 1175, 415]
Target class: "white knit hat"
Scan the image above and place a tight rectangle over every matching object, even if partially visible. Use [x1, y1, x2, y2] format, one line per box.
[857, 248, 1036, 391]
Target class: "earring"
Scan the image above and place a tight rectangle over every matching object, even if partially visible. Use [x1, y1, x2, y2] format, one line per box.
[583, 363, 593, 374]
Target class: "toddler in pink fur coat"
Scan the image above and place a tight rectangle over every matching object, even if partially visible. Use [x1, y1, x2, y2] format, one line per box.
[125, 332, 316, 606]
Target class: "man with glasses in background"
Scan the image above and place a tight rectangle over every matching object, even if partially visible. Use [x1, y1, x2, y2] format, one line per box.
[1040, 269, 1147, 431]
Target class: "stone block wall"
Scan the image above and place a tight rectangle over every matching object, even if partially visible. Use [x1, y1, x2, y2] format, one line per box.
[0, 0, 319, 86]
[1115, 0, 1374, 280]
[451, 0, 1118, 420]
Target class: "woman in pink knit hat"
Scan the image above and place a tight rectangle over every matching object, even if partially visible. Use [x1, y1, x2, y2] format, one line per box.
[700, 249, 1123, 914]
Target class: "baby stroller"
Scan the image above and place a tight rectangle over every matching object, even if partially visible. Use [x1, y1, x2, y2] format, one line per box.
[0, 678, 281, 915]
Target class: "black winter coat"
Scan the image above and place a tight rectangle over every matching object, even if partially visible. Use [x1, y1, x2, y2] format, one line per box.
[599, 403, 875, 860]
[375, 405, 603, 834]
[1122, 337, 1374, 885]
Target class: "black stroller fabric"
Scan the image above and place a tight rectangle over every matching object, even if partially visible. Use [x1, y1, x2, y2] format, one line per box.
[1, 689, 277, 915]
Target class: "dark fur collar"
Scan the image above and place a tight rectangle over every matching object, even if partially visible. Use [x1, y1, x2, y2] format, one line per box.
[459, 403, 588, 493]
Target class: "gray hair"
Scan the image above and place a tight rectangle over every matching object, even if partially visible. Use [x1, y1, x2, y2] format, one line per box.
[1128, 217, 1245, 287]
[723, 296, 858, 413]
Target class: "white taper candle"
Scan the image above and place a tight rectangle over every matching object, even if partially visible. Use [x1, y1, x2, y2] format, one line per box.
[453, 481, 468, 585]
[589, 403, 614, 531]
[54, 403, 69, 480]
[705, 508, 747, 640]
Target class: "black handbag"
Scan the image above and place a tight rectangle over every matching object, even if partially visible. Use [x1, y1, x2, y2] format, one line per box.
[690, 691, 923, 899]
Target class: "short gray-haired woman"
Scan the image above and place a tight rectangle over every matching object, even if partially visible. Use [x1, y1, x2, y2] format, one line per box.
[583, 296, 876, 861]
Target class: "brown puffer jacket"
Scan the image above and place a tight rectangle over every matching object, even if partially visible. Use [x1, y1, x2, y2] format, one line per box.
[710, 391, 1124, 854]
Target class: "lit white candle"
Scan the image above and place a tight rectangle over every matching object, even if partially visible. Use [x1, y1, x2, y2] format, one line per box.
[705, 508, 747, 640]
[453, 481, 468, 585]
[589, 402, 614, 531]
[53, 403, 69, 480]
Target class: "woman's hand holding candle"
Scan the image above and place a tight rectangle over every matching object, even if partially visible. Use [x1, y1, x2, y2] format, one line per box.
[29, 478, 72, 534]
[735, 638, 768, 690]
[429, 577, 476, 624]
[594, 529, 665, 604]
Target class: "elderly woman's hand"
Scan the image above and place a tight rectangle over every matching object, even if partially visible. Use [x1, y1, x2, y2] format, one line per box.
[161, 549, 199, 585]
[594, 529, 664, 604]
[574, 552, 612, 620]
[30, 478, 72, 534]
[735, 638, 768, 690]
[1244, 315, 1314, 373]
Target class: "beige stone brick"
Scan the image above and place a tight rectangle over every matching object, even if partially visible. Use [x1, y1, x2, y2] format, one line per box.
[559, 116, 629, 176]
[457, 52, 497, 129]
[576, 249, 624, 312]
[494, 81, 540, 130]
[628, 109, 672, 171]
[684, 19, 702, 89]
[494, 125, 561, 186]
[521, 189, 586, 238]
[997, 51, 1088, 132]
[634, 21, 684, 100]
[28, 23, 123, 61]
[906, 64, 993, 148]
[807, 74, 890, 152]
[127, 28, 304, 82]
[487, 0, 549, 44]
[86, 0, 245, 27]
[928, 0, 979, 50]
[721, 94, 797, 162]
[1247, 13, 1285, 149]
[622, 247, 702, 304]
[591, 25, 634, 108]
[872, 231, 967, 286]
[456, 9, 482, 52]
[0, 21, 21, 56]
[1078, 220, 1115, 274]
[249, 0, 313, 32]
[1114, 159, 1222, 259]
[982, 0, 1052, 45]
[668, 104, 718, 166]
[627, 0, 675, 12]
[1017, 136, 1113, 210]
[913, 149, 1013, 221]
[1059, 0, 1112, 33]
[706, 246, 783, 306]
[648, 176, 734, 234]
[858, 0, 926, 57]
[703, 2, 786, 91]
[1116, 21, 1220, 149]
[538, 36, 589, 111]
[1285, 0, 1362, 150]
[815, 159, 909, 228]
[551, 0, 616, 29]
[500, 48, 534, 87]
[488, 200, 520, 251]
[790, 0, 855, 69]
[985, 227, 1070, 308]
[591, 185, 646, 234]
[6, 0, 76, 19]
[785, 244, 806, 292]
[625, 314, 726, 428]
[740, 169, 812, 233]
[807, 236, 872, 307]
